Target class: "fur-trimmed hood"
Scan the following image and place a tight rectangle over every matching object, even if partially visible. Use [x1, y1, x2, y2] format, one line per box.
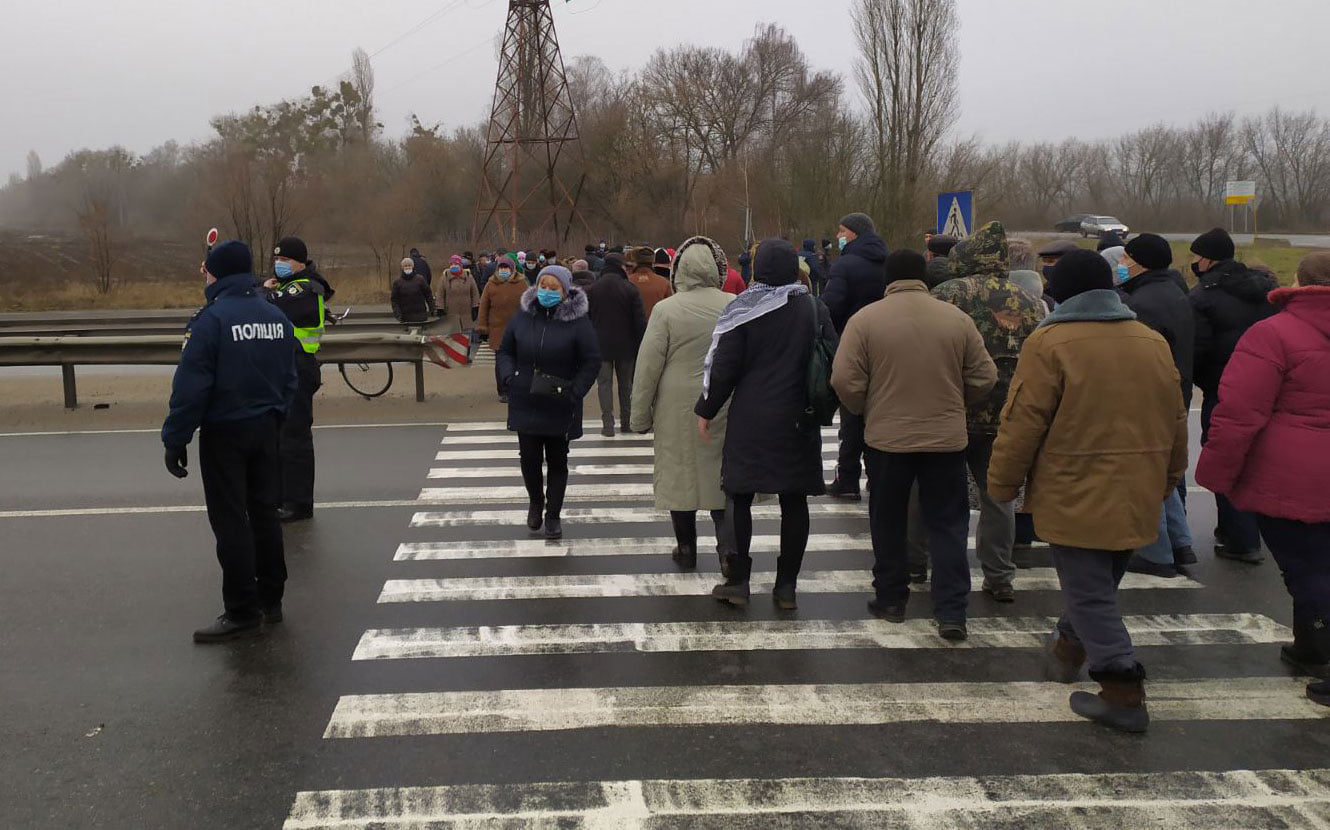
[518, 285, 589, 321]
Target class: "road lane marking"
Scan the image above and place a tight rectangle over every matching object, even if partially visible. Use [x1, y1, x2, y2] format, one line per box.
[285, 768, 1330, 828]
[427, 462, 841, 478]
[418, 483, 656, 502]
[394, 533, 874, 560]
[377, 568, 1199, 603]
[352, 613, 1289, 660]
[0, 422, 451, 439]
[322, 677, 1320, 738]
[410, 502, 873, 527]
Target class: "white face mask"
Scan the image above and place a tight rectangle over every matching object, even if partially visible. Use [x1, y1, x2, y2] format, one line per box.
[403, 269, 414, 276]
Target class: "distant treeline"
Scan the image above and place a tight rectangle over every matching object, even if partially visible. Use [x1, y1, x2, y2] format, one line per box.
[2, 13, 1326, 291]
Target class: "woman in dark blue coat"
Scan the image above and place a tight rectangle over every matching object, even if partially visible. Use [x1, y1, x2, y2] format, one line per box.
[695, 239, 837, 609]
[497, 266, 601, 539]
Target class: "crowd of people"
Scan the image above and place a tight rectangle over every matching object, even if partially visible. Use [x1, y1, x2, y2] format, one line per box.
[420, 216, 1330, 735]
[168, 217, 1329, 735]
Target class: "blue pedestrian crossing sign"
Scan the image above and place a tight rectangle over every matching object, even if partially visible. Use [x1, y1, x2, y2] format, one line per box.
[937, 191, 974, 238]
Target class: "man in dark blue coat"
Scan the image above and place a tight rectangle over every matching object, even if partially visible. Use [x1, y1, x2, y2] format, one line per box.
[822, 212, 889, 499]
[162, 241, 298, 643]
[800, 239, 826, 296]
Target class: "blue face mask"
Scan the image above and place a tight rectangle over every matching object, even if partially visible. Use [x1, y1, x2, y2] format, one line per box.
[537, 288, 563, 308]
[274, 261, 293, 279]
[1115, 264, 1130, 284]
[838, 236, 848, 252]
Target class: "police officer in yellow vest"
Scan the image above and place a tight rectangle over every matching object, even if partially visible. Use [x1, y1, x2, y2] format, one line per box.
[264, 237, 334, 522]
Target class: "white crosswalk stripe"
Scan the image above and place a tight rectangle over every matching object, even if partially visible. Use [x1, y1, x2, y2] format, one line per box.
[323, 677, 1321, 738]
[285, 419, 1320, 828]
[378, 568, 1198, 603]
[352, 613, 1291, 660]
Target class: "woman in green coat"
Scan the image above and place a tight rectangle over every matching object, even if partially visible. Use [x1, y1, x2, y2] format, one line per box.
[631, 237, 735, 570]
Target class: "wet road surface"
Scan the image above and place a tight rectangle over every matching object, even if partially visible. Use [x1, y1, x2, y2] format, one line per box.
[3, 414, 1329, 828]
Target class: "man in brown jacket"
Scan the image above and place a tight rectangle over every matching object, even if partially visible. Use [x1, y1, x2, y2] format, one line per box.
[629, 246, 674, 320]
[988, 249, 1188, 734]
[831, 249, 997, 641]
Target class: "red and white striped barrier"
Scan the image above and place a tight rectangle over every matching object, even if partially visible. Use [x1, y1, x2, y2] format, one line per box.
[425, 332, 473, 369]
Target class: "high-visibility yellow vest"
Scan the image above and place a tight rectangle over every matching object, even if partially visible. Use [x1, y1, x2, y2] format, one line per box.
[284, 279, 326, 355]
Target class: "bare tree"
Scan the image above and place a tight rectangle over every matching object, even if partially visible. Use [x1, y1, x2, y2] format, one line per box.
[26, 151, 42, 181]
[853, 0, 959, 243]
[66, 149, 133, 294]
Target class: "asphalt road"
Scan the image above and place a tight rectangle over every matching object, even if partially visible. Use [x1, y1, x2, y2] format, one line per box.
[3, 414, 1328, 828]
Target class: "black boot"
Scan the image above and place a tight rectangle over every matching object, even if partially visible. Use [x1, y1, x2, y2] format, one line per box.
[826, 473, 861, 501]
[1070, 665, 1149, 733]
[672, 544, 697, 570]
[712, 554, 751, 607]
[670, 511, 699, 570]
[1282, 614, 1330, 679]
[193, 614, 263, 644]
[526, 499, 544, 532]
[544, 513, 563, 540]
[278, 503, 313, 523]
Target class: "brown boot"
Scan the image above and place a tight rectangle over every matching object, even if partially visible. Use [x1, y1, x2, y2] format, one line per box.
[1044, 634, 1086, 683]
[1070, 666, 1149, 733]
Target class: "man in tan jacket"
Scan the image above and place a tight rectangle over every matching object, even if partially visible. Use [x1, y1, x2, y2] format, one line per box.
[629, 246, 674, 320]
[988, 249, 1188, 734]
[831, 249, 997, 641]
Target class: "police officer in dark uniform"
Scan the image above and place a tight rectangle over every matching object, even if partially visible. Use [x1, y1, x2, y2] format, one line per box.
[162, 241, 298, 643]
[264, 237, 334, 522]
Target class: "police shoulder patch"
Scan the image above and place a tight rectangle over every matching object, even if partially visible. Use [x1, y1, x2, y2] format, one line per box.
[284, 283, 304, 296]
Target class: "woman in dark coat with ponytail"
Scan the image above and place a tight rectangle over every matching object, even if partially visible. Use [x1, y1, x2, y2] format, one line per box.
[497, 265, 600, 539]
[695, 238, 837, 610]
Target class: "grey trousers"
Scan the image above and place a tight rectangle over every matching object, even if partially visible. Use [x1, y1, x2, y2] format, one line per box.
[1052, 545, 1138, 674]
[907, 433, 1015, 586]
[597, 358, 634, 428]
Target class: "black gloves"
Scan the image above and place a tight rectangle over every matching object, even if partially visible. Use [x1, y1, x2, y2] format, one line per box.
[164, 445, 188, 479]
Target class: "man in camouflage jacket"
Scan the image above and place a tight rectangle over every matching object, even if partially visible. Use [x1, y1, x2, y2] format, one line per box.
[926, 221, 1047, 601]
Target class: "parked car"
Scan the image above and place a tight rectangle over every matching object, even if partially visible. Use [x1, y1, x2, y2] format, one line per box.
[1054, 214, 1092, 233]
[1080, 216, 1130, 238]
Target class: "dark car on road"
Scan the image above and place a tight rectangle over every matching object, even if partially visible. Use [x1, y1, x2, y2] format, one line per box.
[1054, 214, 1092, 233]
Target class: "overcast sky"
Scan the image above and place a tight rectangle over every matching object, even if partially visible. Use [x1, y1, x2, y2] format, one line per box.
[2, 0, 1328, 179]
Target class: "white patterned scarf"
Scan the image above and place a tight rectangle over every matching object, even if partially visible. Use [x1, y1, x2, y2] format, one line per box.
[701, 281, 809, 396]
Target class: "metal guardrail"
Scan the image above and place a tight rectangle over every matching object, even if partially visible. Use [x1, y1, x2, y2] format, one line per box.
[0, 307, 454, 408]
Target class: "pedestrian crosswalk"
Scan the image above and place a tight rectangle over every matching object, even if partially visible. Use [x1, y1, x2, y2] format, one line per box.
[284, 420, 1325, 828]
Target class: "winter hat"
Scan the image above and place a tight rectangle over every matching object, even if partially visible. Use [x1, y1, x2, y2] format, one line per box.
[948, 220, 1008, 279]
[537, 265, 574, 294]
[839, 212, 876, 237]
[517, 251, 527, 262]
[572, 259, 589, 272]
[927, 234, 959, 257]
[205, 240, 252, 279]
[1096, 231, 1125, 252]
[1190, 227, 1235, 261]
[1048, 249, 1114, 304]
[654, 247, 672, 266]
[585, 245, 597, 254]
[273, 236, 308, 263]
[885, 249, 928, 285]
[1100, 246, 1126, 269]
[449, 254, 463, 266]
[400, 257, 415, 271]
[1297, 252, 1330, 287]
[633, 246, 657, 268]
[1124, 233, 1173, 271]
[1038, 240, 1081, 259]
[753, 238, 800, 286]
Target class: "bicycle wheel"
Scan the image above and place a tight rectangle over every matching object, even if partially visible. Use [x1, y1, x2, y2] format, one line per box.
[340, 362, 394, 398]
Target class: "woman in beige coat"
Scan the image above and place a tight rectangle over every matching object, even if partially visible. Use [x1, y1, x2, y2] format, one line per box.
[630, 237, 735, 570]
[437, 254, 480, 333]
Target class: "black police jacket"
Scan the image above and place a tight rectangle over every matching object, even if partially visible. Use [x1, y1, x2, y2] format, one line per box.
[161, 274, 299, 448]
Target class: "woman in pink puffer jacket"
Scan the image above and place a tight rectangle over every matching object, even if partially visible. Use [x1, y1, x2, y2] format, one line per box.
[1197, 252, 1330, 707]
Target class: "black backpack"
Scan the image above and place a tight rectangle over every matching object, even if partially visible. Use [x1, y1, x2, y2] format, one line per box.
[804, 294, 839, 427]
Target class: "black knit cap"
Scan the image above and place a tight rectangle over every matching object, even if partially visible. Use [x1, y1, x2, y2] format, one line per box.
[753, 238, 799, 286]
[839, 212, 876, 237]
[205, 240, 252, 280]
[1047, 249, 1114, 304]
[885, 249, 928, 284]
[927, 234, 958, 257]
[274, 236, 308, 263]
[1124, 233, 1173, 271]
[1190, 227, 1235, 261]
